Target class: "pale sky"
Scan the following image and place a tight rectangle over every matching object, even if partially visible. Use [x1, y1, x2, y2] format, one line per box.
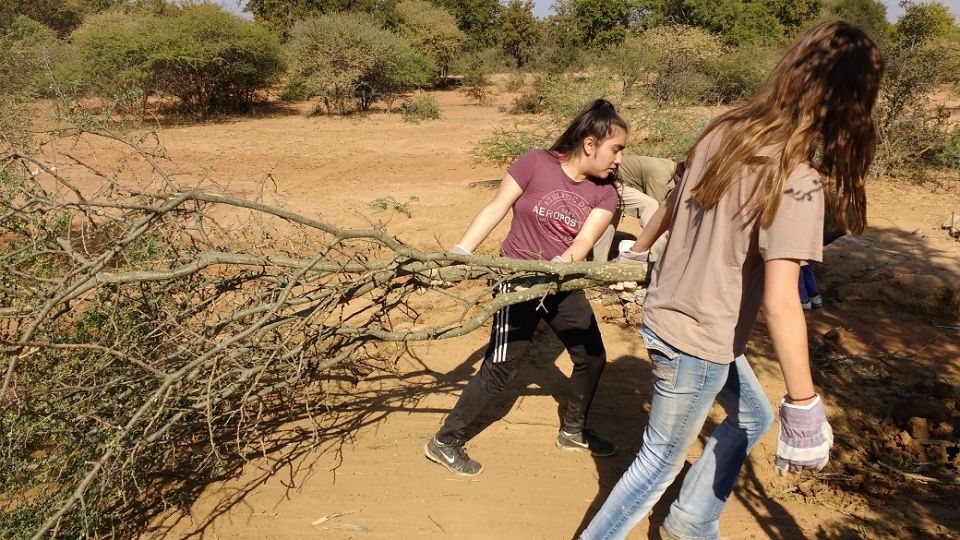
[210, 0, 960, 24]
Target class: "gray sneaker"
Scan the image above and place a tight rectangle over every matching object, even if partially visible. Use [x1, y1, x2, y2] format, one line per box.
[424, 437, 483, 476]
[556, 429, 617, 457]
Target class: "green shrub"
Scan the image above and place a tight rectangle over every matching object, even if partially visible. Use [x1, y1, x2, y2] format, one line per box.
[0, 15, 59, 129]
[63, 5, 285, 117]
[537, 72, 616, 123]
[280, 78, 311, 101]
[639, 25, 724, 105]
[288, 12, 435, 114]
[703, 44, 777, 104]
[503, 71, 526, 92]
[59, 10, 156, 112]
[935, 127, 960, 169]
[471, 126, 553, 166]
[509, 91, 542, 114]
[395, 0, 464, 81]
[400, 94, 441, 122]
[149, 4, 286, 116]
[459, 58, 490, 105]
[631, 107, 712, 162]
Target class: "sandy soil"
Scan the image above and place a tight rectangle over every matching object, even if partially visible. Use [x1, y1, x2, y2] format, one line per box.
[48, 88, 960, 539]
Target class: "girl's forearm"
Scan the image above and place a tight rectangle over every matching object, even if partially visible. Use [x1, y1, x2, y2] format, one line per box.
[766, 301, 817, 404]
[632, 205, 669, 252]
[456, 205, 509, 252]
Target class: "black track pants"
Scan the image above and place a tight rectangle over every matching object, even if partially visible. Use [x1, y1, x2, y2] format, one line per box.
[436, 288, 606, 445]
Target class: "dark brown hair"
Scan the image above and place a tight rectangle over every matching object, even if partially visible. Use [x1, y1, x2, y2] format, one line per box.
[689, 20, 884, 233]
[550, 99, 629, 159]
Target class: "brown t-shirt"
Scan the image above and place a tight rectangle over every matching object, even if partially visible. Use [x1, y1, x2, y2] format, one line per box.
[643, 128, 824, 363]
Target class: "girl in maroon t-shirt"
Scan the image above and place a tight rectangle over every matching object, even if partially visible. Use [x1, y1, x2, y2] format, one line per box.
[424, 99, 627, 476]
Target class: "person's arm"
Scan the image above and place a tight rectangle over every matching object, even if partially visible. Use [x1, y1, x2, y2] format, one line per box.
[629, 182, 679, 253]
[763, 258, 816, 404]
[557, 208, 614, 261]
[454, 173, 524, 252]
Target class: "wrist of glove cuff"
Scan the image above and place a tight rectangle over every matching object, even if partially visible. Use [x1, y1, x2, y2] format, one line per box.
[550, 255, 565, 263]
[614, 250, 650, 263]
[775, 394, 832, 475]
[780, 394, 821, 410]
[450, 244, 472, 255]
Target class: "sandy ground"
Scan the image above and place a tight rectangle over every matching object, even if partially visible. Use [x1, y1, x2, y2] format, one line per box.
[46, 88, 960, 539]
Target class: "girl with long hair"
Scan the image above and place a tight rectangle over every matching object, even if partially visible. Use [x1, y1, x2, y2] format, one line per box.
[425, 99, 628, 476]
[580, 20, 884, 539]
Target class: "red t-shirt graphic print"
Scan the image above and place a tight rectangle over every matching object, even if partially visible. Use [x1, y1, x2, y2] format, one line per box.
[501, 150, 617, 261]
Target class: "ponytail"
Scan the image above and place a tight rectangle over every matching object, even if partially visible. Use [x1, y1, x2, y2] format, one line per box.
[550, 99, 629, 158]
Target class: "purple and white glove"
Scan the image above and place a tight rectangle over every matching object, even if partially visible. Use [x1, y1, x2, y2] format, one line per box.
[450, 244, 472, 255]
[550, 255, 565, 262]
[775, 395, 833, 476]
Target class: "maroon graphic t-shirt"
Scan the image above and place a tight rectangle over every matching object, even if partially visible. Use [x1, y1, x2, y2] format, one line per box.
[501, 150, 618, 261]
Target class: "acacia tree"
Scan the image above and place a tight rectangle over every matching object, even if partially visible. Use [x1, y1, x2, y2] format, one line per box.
[243, 0, 399, 36]
[874, 1, 960, 170]
[64, 5, 285, 117]
[396, 0, 465, 80]
[430, 0, 501, 49]
[573, 0, 632, 49]
[287, 12, 435, 112]
[501, 0, 542, 67]
[0, 117, 648, 538]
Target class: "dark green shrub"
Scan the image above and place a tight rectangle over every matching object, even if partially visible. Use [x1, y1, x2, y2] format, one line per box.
[509, 91, 542, 114]
[400, 94, 441, 122]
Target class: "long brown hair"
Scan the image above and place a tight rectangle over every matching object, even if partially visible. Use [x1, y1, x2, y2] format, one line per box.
[689, 20, 884, 233]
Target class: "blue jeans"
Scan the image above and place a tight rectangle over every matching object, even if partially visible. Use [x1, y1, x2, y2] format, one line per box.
[580, 327, 774, 540]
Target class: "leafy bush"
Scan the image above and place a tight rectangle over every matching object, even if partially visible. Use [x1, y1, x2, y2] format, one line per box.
[537, 72, 617, 123]
[935, 127, 960, 169]
[874, 4, 960, 173]
[64, 5, 285, 117]
[287, 12, 435, 114]
[60, 10, 155, 111]
[471, 126, 554, 166]
[153, 5, 285, 116]
[279, 78, 311, 102]
[400, 94, 441, 122]
[0, 15, 59, 126]
[395, 0, 464, 80]
[459, 58, 490, 105]
[702, 44, 778, 104]
[631, 107, 712, 161]
[637, 25, 724, 105]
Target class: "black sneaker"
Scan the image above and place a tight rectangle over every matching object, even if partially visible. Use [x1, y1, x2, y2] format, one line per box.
[424, 437, 483, 476]
[556, 429, 617, 457]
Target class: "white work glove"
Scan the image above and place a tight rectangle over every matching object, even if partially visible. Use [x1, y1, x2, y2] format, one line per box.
[774, 395, 833, 476]
[611, 239, 650, 264]
[450, 244, 472, 255]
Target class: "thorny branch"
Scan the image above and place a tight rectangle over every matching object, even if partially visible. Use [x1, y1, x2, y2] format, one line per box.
[0, 128, 648, 538]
